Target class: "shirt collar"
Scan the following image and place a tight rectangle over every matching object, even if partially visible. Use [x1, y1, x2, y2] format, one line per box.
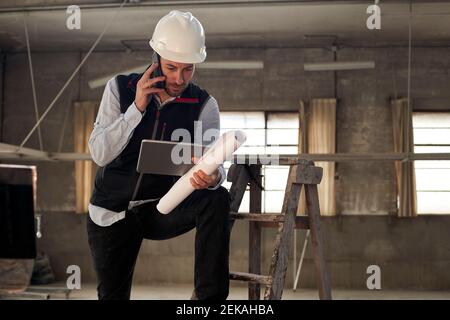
[153, 94, 181, 107]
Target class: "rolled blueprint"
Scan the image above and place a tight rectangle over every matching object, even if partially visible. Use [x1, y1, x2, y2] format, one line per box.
[156, 130, 247, 214]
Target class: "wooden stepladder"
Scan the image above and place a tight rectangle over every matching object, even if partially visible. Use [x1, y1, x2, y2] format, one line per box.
[227, 159, 332, 300]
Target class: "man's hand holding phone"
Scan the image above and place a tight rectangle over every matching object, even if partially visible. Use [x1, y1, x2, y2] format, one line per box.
[134, 63, 166, 113]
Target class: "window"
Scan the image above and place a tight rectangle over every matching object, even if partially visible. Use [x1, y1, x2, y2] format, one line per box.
[413, 112, 450, 214]
[220, 112, 299, 213]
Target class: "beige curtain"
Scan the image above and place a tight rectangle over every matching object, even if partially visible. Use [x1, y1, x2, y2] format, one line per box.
[298, 98, 337, 216]
[74, 101, 97, 214]
[391, 98, 417, 217]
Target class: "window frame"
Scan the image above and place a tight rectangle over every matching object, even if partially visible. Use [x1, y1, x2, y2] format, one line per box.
[220, 110, 299, 213]
[413, 111, 450, 215]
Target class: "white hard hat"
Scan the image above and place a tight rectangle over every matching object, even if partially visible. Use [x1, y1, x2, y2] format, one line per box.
[149, 10, 207, 64]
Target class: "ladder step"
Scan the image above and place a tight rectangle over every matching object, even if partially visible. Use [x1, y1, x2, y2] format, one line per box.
[229, 271, 272, 285]
[230, 212, 310, 229]
[230, 212, 283, 222]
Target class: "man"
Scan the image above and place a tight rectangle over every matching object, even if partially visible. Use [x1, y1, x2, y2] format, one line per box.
[87, 10, 231, 300]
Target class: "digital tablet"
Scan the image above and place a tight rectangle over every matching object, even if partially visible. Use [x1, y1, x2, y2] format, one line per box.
[136, 139, 207, 176]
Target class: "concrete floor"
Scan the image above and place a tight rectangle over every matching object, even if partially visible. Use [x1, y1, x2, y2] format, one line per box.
[7, 282, 450, 300]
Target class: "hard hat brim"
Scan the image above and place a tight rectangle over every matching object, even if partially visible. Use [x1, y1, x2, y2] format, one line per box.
[150, 40, 206, 64]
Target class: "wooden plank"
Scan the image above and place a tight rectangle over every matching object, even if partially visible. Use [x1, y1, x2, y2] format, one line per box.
[2, 149, 450, 162]
[264, 164, 297, 300]
[0, 291, 50, 300]
[281, 164, 297, 214]
[230, 213, 310, 229]
[230, 213, 283, 222]
[257, 217, 309, 229]
[248, 164, 262, 300]
[0, 142, 50, 160]
[50, 152, 91, 160]
[265, 180, 302, 300]
[305, 183, 332, 300]
[25, 286, 72, 299]
[296, 165, 323, 185]
[229, 271, 272, 286]
[26, 286, 71, 293]
[231, 153, 450, 164]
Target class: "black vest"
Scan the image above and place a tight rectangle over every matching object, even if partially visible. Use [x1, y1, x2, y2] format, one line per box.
[90, 72, 210, 212]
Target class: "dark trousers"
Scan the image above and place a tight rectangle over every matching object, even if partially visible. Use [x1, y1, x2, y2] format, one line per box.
[87, 186, 231, 300]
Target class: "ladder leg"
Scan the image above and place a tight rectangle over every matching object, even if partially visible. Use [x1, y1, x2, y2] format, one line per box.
[249, 164, 262, 300]
[305, 184, 332, 300]
[264, 182, 303, 300]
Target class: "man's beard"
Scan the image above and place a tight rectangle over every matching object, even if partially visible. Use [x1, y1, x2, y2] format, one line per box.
[166, 83, 188, 97]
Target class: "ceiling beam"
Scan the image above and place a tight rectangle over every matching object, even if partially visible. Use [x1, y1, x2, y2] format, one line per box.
[1, 0, 448, 14]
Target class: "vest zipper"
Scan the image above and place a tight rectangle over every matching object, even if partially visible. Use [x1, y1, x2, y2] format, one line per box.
[151, 108, 161, 140]
[151, 98, 169, 140]
[161, 122, 167, 140]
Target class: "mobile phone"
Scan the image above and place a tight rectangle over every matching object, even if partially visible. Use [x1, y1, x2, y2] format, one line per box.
[151, 51, 166, 89]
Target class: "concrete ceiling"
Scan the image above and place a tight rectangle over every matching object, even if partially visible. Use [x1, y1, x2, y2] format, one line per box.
[1, 1, 450, 52]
